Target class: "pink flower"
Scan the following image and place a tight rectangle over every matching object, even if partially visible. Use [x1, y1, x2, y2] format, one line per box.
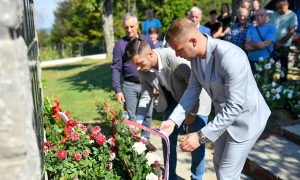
[74, 152, 82, 161]
[78, 123, 87, 131]
[70, 132, 80, 141]
[108, 162, 113, 170]
[108, 137, 116, 146]
[74, 177, 79, 180]
[95, 133, 106, 145]
[138, 137, 148, 144]
[82, 150, 89, 157]
[57, 149, 67, 160]
[92, 126, 101, 134]
[66, 119, 77, 128]
[109, 152, 116, 161]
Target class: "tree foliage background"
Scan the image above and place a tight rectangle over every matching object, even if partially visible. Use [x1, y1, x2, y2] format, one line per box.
[39, 0, 269, 56]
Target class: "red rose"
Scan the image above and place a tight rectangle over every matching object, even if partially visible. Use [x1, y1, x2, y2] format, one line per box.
[57, 149, 67, 160]
[42, 141, 52, 147]
[70, 132, 80, 141]
[74, 152, 82, 161]
[82, 150, 89, 157]
[65, 111, 70, 118]
[52, 100, 60, 107]
[95, 133, 106, 145]
[89, 134, 98, 139]
[91, 126, 101, 134]
[64, 127, 72, 136]
[66, 120, 77, 128]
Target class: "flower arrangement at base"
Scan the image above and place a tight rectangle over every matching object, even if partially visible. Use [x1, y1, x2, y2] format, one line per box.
[43, 98, 162, 179]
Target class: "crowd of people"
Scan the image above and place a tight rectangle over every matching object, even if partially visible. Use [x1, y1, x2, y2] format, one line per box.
[110, 0, 298, 179]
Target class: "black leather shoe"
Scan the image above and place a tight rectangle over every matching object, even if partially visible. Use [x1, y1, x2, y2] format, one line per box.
[145, 142, 157, 152]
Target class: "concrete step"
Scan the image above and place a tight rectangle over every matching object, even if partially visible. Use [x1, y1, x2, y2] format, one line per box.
[244, 135, 300, 180]
[281, 123, 300, 145]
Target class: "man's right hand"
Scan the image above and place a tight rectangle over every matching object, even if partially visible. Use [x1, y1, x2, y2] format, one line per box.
[115, 92, 125, 104]
[159, 119, 176, 136]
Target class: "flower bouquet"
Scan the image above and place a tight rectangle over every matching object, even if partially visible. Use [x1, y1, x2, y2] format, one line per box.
[43, 98, 163, 179]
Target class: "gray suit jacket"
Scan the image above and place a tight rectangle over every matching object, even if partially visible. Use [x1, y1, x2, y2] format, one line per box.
[137, 48, 211, 119]
[169, 35, 271, 142]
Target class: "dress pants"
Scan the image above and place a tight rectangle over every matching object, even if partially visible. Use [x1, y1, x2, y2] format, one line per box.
[213, 131, 261, 180]
[122, 81, 153, 138]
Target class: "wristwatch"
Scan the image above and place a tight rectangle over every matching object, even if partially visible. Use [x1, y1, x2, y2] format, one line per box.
[197, 131, 206, 144]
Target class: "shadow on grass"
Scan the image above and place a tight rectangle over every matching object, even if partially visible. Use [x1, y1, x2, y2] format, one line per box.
[62, 62, 113, 92]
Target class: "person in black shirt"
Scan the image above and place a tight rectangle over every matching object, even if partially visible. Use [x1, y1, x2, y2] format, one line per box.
[218, 3, 232, 37]
[205, 10, 223, 39]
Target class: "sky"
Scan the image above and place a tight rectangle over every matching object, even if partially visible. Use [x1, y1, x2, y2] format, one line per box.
[34, 0, 59, 30]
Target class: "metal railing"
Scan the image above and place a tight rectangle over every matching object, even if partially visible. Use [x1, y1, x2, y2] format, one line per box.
[19, 0, 44, 174]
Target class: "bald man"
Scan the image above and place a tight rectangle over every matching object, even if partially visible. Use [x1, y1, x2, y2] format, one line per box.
[159, 18, 270, 180]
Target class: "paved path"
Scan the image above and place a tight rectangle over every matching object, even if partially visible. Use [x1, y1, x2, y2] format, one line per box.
[150, 134, 251, 180]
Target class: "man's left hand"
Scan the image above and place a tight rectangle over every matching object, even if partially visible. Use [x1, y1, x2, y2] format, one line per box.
[180, 132, 200, 152]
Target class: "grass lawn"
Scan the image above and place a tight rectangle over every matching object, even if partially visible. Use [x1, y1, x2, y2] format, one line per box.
[42, 58, 162, 127]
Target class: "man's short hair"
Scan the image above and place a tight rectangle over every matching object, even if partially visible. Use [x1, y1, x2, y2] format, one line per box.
[190, 6, 202, 14]
[276, 0, 288, 6]
[124, 38, 149, 60]
[209, 9, 217, 15]
[166, 18, 197, 43]
[122, 12, 138, 24]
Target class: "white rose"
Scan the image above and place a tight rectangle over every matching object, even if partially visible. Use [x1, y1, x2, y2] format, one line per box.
[258, 67, 263, 72]
[271, 88, 276, 93]
[266, 91, 270, 98]
[146, 152, 161, 166]
[271, 82, 276, 87]
[146, 173, 158, 180]
[276, 86, 282, 93]
[287, 93, 293, 99]
[132, 142, 147, 155]
[264, 63, 271, 69]
[275, 93, 280, 99]
[259, 57, 264, 62]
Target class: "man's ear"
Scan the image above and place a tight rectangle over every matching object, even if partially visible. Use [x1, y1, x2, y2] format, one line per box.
[189, 38, 197, 48]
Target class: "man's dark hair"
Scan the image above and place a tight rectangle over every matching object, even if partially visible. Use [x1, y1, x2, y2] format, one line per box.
[209, 9, 217, 15]
[124, 38, 149, 60]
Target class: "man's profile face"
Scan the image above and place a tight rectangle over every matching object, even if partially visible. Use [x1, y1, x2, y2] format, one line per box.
[130, 50, 152, 72]
[168, 39, 193, 61]
[123, 18, 139, 39]
[189, 11, 202, 25]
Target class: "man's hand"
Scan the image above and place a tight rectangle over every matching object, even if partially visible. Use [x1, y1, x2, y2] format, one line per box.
[159, 119, 176, 136]
[115, 92, 125, 104]
[184, 114, 196, 125]
[180, 132, 200, 152]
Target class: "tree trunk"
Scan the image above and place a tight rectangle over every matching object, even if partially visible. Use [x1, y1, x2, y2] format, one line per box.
[232, 0, 243, 17]
[102, 0, 114, 60]
[126, 0, 136, 14]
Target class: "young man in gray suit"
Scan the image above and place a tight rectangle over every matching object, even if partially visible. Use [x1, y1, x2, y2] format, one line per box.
[124, 38, 211, 180]
[160, 18, 271, 180]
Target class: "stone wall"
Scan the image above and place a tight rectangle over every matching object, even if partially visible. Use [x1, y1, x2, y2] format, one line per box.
[0, 0, 41, 179]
